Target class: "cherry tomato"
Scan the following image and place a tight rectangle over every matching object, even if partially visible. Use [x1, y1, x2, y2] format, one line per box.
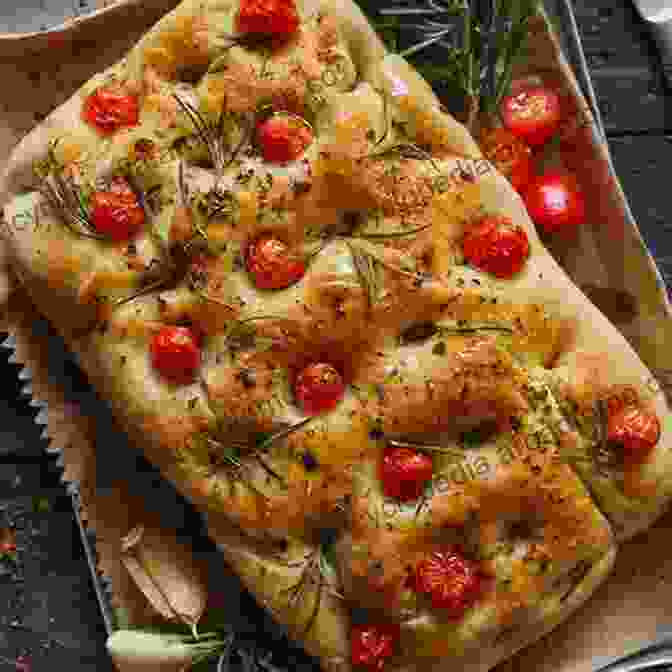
[90, 178, 145, 241]
[479, 126, 534, 193]
[294, 362, 345, 415]
[256, 114, 313, 164]
[236, 0, 299, 37]
[462, 215, 530, 279]
[82, 86, 139, 135]
[522, 170, 586, 234]
[608, 405, 660, 461]
[380, 446, 433, 502]
[415, 548, 482, 614]
[246, 235, 306, 289]
[150, 326, 201, 384]
[351, 623, 400, 672]
[500, 86, 562, 147]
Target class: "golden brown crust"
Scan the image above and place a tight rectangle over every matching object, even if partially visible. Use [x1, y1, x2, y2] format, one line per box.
[1, 0, 671, 670]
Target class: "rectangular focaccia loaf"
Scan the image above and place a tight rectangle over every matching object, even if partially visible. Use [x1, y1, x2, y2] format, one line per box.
[1, 1, 671, 671]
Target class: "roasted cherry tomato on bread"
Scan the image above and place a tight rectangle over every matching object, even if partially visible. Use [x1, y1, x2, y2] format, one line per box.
[82, 86, 139, 135]
[351, 623, 400, 672]
[150, 326, 201, 384]
[90, 178, 145, 241]
[608, 405, 660, 461]
[246, 234, 306, 289]
[479, 126, 534, 193]
[462, 215, 530, 278]
[256, 114, 313, 163]
[236, 0, 299, 38]
[500, 86, 561, 147]
[415, 548, 482, 615]
[522, 170, 585, 234]
[294, 362, 345, 415]
[381, 446, 433, 502]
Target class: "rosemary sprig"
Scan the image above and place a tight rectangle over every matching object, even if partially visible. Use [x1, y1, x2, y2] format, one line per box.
[207, 440, 274, 499]
[347, 240, 384, 308]
[436, 321, 514, 335]
[112, 272, 178, 309]
[255, 417, 315, 454]
[278, 541, 343, 636]
[173, 93, 228, 176]
[375, 0, 541, 128]
[388, 439, 465, 459]
[346, 239, 421, 309]
[206, 417, 316, 492]
[224, 314, 292, 351]
[173, 94, 251, 178]
[280, 549, 325, 636]
[40, 172, 106, 240]
[366, 142, 441, 175]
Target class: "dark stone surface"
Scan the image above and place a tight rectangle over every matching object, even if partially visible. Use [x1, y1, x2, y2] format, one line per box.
[0, 0, 671, 669]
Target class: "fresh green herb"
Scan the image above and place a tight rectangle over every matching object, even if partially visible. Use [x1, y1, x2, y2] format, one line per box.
[374, 0, 541, 129]
[172, 94, 251, 178]
[436, 321, 514, 335]
[367, 142, 441, 175]
[40, 171, 105, 240]
[346, 239, 420, 309]
[388, 439, 464, 459]
[278, 548, 325, 636]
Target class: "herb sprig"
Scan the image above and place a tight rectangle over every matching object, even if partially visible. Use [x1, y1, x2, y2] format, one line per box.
[40, 172, 105, 240]
[374, 0, 541, 130]
[173, 94, 251, 178]
[277, 542, 344, 637]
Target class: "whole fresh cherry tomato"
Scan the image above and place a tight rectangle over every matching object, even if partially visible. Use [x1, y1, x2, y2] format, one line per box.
[462, 215, 530, 278]
[237, 0, 299, 37]
[415, 548, 482, 615]
[351, 623, 400, 672]
[294, 362, 345, 415]
[256, 114, 313, 164]
[500, 86, 562, 147]
[380, 446, 433, 502]
[479, 126, 534, 193]
[150, 326, 201, 384]
[522, 170, 586, 234]
[90, 178, 145, 241]
[607, 405, 660, 461]
[82, 86, 139, 135]
[246, 235, 306, 289]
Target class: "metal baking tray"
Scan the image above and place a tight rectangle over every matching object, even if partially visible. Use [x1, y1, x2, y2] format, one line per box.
[4, 0, 651, 670]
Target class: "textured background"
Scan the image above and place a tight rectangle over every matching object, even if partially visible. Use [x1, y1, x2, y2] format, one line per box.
[0, 0, 103, 34]
[0, 1, 671, 671]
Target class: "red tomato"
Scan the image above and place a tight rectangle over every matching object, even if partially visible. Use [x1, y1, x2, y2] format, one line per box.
[415, 548, 482, 614]
[380, 446, 433, 502]
[246, 235, 306, 289]
[150, 326, 201, 384]
[351, 623, 400, 672]
[608, 406, 660, 461]
[479, 126, 534, 193]
[500, 86, 562, 147]
[462, 215, 530, 278]
[256, 114, 313, 164]
[82, 86, 139, 135]
[294, 362, 345, 415]
[522, 170, 586, 234]
[237, 0, 299, 37]
[90, 179, 145, 241]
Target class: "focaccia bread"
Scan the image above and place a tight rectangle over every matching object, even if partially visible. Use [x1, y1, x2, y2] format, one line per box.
[1, 1, 671, 671]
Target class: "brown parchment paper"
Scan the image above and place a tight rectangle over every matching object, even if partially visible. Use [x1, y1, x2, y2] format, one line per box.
[1, 3, 672, 671]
